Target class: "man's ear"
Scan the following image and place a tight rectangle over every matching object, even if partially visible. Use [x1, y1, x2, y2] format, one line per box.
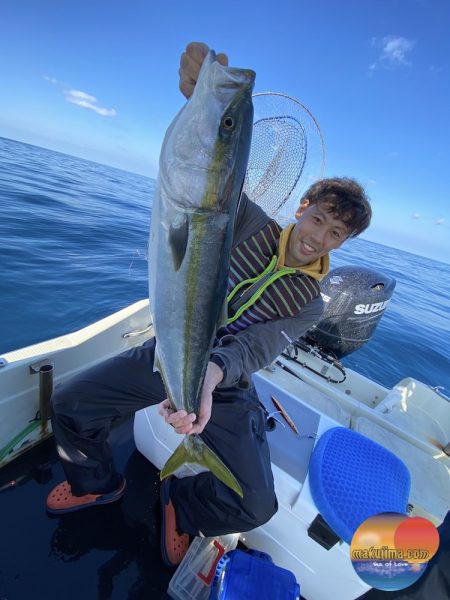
[295, 198, 310, 219]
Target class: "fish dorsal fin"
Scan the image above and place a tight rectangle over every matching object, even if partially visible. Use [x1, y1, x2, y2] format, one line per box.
[168, 216, 189, 271]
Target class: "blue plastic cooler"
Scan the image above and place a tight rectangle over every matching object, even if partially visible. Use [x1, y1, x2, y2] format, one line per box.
[208, 549, 300, 600]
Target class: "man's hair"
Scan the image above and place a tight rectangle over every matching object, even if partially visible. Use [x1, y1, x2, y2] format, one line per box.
[301, 177, 372, 238]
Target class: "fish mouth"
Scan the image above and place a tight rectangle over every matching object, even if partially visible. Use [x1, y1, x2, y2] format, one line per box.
[210, 61, 255, 99]
[217, 66, 256, 88]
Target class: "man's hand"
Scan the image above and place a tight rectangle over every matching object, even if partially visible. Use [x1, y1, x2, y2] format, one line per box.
[158, 400, 196, 435]
[158, 361, 224, 434]
[179, 41, 229, 99]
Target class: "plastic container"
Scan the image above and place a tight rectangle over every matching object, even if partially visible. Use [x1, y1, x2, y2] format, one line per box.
[209, 549, 300, 600]
[168, 533, 239, 600]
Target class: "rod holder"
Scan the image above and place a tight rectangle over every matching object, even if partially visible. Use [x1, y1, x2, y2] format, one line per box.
[38, 364, 54, 422]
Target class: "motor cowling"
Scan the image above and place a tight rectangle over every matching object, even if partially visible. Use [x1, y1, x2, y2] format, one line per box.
[305, 266, 396, 358]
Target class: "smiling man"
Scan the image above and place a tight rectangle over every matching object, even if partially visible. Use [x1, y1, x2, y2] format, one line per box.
[286, 192, 361, 267]
[184, 175, 372, 412]
[46, 42, 372, 569]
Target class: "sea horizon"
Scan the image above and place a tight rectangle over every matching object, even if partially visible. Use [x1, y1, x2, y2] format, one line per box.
[1, 136, 449, 394]
[2, 134, 447, 267]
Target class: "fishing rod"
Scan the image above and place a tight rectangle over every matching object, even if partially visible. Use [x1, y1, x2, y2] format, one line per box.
[280, 338, 347, 385]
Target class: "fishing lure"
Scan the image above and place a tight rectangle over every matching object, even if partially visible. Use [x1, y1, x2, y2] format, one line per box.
[271, 395, 299, 435]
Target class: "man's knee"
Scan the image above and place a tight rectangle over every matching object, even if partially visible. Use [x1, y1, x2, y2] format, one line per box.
[241, 488, 278, 530]
[50, 377, 92, 429]
[50, 384, 72, 418]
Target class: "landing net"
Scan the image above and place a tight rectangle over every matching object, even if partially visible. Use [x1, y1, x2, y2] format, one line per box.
[243, 92, 325, 224]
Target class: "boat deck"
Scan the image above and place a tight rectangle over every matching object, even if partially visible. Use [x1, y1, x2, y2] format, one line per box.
[1, 417, 448, 600]
[0, 417, 174, 600]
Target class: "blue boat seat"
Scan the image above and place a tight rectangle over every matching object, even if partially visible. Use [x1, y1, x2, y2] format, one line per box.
[308, 427, 411, 544]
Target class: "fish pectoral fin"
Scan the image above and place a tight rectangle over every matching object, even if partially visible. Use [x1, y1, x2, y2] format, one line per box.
[218, 296, 229, 329]
[160, 436, 243, 498]
[154, 349, 162, 375]
[168, 217, 189, 271]
[154, 350, 176, 409]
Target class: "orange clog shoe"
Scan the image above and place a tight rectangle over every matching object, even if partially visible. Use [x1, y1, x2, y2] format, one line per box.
[160, 477, 190, 567]
[46, 477, 126, 514]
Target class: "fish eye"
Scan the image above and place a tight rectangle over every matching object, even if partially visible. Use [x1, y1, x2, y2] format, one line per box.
[223, 116, 234, 129]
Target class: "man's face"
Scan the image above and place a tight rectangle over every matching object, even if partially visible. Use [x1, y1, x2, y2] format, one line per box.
[285, 199, 350, 267]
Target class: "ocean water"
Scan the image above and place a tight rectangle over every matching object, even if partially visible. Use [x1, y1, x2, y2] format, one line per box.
[1, 136, 449, 395]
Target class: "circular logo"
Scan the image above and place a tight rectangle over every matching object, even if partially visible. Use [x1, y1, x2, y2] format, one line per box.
[350, 513, 439, 591]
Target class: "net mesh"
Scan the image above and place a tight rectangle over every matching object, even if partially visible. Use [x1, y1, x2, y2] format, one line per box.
[243, 92, 325, 224]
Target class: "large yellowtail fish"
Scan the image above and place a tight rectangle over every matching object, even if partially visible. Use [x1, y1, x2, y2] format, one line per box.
[148, 51, 255, 497]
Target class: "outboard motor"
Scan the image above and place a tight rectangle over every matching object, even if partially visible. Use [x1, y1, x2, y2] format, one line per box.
[305, 266, 396, 358]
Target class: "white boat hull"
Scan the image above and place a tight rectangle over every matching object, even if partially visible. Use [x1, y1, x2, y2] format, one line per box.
[0, 300, 153, 467]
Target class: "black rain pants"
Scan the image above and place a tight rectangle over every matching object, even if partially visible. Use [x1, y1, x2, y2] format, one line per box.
[50, 338, 277, 536]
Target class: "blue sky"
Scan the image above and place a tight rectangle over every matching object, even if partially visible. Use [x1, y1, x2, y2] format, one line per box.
[1, 0, 449, 263]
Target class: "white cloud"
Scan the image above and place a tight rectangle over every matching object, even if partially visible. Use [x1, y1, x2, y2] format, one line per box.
[64, 88, 117, 117]
[435, 217, 445, 225]
[44, 75, 58, 84]
[429, 64, 443, 74]
[412, 213, 421, 219]
[380, 36, 415, 66]
[370, 36, 415, 71]
[43, 75, 116, 117]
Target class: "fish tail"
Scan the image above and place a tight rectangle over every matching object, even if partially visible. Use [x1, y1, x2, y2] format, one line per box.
[160, 435, 243, 498]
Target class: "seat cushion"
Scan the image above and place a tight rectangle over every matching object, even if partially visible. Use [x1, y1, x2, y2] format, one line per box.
[309, 427, 411, 544]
